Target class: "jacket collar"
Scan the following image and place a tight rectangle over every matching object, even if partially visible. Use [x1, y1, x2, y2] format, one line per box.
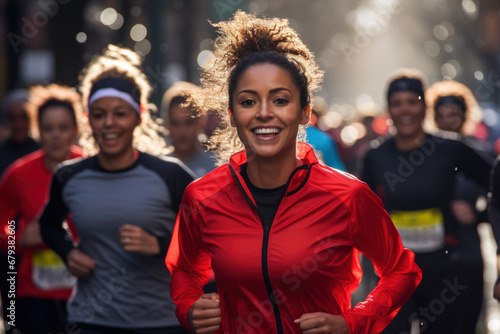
[228, 142, 318, 203]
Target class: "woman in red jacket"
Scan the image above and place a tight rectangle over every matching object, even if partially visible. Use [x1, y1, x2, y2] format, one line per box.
[0, 84, 82, 334]
[166, 11, 422, 334]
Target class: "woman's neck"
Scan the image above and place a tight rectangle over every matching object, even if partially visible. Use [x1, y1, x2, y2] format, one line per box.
[246, 149, 301, 189]
[98, 148, 137, 171]
[394, 131, 427, 152]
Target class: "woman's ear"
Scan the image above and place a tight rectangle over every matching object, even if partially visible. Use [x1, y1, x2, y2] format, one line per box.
[228, 108, 236, 127]
[300, 105, 311, 125]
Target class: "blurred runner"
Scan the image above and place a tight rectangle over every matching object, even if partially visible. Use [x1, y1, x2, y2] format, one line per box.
[167, 11, 421, 334]
[426, 79, 495, 333]
[0, 84, 82, 334]
[362, 69, 492, 334]
[40, 45, 194, 334]
[0, 89, 41, 176]
[161, 81, 217, 178]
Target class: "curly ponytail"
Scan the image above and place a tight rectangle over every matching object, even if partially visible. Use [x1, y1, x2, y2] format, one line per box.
[194, 11, 323, 164]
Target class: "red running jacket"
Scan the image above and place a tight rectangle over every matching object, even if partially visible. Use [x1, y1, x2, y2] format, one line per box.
[166, 143, 421, 334]
[0, 147, 81, 300]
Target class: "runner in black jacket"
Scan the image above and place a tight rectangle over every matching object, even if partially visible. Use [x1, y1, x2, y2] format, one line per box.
[362, 69, 492, 334]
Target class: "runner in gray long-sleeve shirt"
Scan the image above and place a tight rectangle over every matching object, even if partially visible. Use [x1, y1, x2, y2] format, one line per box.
[40, 44, 195, 334]
[41, 152, 194, 330]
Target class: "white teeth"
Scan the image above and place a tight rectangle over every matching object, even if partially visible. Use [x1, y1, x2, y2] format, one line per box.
[254, 128, 280, 135]
[399, 117, 412, 124]
[104, 134, 118, 139]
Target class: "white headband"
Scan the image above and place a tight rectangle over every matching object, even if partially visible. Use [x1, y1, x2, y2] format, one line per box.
[88, 87, 141, 114]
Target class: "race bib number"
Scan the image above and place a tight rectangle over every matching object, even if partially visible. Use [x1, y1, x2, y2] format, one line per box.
[390, 208, 445, 253]
[32, 249, 77, 290]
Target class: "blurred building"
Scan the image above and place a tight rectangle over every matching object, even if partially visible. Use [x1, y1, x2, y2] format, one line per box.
[1, 0, 222, 108]
[1, 0, 499, 135]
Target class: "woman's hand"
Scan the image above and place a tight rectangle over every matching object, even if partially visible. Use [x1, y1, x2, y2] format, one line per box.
[450, 200, 476, 225]
[20, 220, 43, 247]
[67, 249, 96, 277]
[188, 293, 221, 334]
[119, 224, 160, 256]
[295, 312, 349, 334]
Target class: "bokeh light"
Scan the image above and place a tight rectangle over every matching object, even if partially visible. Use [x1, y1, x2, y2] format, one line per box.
[483, 108, 498, 127]
[197, 50, 213, 67]
[473, 123, 489, 140]
[372, 116, 389, 135]
[131, 24, 147, 42]
[495, 138, 500, 155]
[100, 8, 117, 26]
[134, 39, 151, 56]
[474, 71, 484, 81]
[334, 104, 356, 122]
[109, 14, 124, 30]
[350, 122, 367, 140]
[441, 62, 457, 79]
[462, 0, 478, 16]
[424, 40, 440, 57]
[433, 24, 449, 41]
[318, 111, 343, 131]
[488, 318, 500, 332]
[340, 125, 358, 146]
[443, 44, 453, 53]
[76, 32, 87, 44]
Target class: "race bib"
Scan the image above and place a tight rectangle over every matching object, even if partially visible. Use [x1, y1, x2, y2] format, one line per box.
[32, 249, 77, 290]
[390, 208, 445, 253]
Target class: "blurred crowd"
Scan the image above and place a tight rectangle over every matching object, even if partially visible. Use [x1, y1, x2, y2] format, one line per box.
[0, 20, 499, 334]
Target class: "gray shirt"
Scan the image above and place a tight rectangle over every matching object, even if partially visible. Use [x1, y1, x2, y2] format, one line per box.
[40, 152, 195, 329]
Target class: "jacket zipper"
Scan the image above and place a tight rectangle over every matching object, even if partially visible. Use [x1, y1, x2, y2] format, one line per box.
[229, 163, 312, 334]
[229, 166, 284, 333]
[261, 223, 284, 334]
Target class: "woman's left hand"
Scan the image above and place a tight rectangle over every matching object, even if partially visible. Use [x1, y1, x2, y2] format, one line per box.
[119, 224, 160, 256]
[295, 312, 349, 334]
[20, 220, 43, 247]
[450, 200, 476, 225]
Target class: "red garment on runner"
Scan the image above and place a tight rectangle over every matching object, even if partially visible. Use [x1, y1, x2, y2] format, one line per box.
[166, 143, 422, 334]
[0, 148, 81, 300]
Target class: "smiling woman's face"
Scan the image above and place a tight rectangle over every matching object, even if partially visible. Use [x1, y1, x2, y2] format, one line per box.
[88, 97, 140, 159]
[229, 63, 310, 161]
[388, 90, 426, 139]
[435, 103, 465, 133]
